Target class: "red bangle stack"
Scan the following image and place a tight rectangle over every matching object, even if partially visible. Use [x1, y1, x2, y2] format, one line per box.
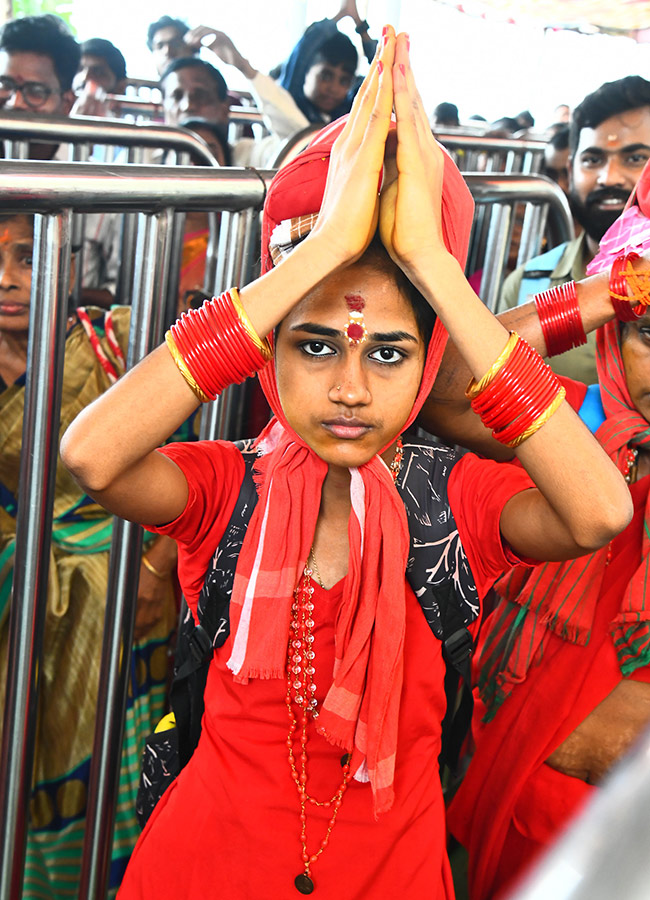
[170, 290, 271, 401]
[609, 252, 645, 321]
[469, 335, 565, 447]
[534, 281, 587, 356]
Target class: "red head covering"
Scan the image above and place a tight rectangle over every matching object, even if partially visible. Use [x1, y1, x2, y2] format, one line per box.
[227, 118, 474, 814]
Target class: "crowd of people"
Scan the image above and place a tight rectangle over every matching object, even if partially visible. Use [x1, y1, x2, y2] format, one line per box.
[2, 5, 650, 900]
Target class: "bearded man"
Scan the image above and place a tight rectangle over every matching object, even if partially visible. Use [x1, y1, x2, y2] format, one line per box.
[496, 76, 650, 383]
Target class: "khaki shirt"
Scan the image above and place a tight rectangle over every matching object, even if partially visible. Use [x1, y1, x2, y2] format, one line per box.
[497, 234, 597, 385]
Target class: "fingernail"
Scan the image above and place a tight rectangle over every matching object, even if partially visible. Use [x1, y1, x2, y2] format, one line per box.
[381, 25, 387, 37]
[377, 60, 383, 75]
[399, 63, 406, 76]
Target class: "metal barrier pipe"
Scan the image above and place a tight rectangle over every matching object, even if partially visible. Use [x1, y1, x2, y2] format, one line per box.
[78, 210, 173, 900]
[70, 143, 90, 306]
[506, 722, 650, 900]
[0, 160, 272, 212]
[0, 211, 72, 900]
[437, 134, 548, 156]
[0, 112, 219, 165]
[479, 204, 513, 312]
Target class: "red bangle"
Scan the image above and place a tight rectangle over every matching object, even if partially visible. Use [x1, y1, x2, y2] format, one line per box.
[469, 335, 564, 446]
[609, 253, 645, 321]
[169, 290, 271, 400]
[471, 340, 549, 423]
[534, 281, 587, 357]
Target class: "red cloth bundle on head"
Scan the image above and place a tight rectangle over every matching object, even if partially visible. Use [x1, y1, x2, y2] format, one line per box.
[227, 116, 474, 815]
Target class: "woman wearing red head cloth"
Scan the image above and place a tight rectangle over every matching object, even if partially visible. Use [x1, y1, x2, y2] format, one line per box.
[447, 158, 650, 900]
[62, 29, 630, 900]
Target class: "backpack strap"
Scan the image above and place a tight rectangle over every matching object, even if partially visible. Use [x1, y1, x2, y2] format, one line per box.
[171, 440, 258, 767]
[396, 437, 478, 775]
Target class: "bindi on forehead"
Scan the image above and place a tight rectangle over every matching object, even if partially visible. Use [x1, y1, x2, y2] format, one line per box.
[344, 293, 367, 344]
[345, 293, 365, 312]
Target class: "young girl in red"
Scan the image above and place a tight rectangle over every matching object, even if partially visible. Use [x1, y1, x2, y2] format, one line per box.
[62, 29, 631, 899]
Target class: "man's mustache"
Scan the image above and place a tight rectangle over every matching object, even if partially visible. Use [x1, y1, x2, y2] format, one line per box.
[585, 187, 630, 207]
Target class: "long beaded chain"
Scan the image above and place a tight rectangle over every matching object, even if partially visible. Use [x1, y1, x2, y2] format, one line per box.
[286, 562, 351, 895]
[286, 437, 404, 894]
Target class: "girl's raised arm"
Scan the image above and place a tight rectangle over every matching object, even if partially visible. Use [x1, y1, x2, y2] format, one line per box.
[379, 33, 632, 561]
[61, 29, 398, 526]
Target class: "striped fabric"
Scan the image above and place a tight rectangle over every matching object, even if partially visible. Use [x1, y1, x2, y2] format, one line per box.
[478, 319, 650, 720]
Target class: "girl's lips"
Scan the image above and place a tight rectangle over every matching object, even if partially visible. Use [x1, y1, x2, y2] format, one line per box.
[322, 419, 372, 440]
[0, 303, 28, 315]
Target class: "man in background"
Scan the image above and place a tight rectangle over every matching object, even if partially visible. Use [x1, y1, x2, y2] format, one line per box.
[496, 75, 650, 383]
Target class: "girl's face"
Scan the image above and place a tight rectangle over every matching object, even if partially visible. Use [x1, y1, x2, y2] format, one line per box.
[621, 313, 650, 424]
[275, 259, 426, 471]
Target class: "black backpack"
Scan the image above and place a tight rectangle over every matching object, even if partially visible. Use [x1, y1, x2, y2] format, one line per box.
[136, 436, 478, 827]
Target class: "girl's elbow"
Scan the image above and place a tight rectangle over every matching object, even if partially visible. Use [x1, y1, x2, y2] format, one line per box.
[60, 426, 110, 494]
[572, 492, 634, 552]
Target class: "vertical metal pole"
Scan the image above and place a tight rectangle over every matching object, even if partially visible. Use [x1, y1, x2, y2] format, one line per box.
[200, 209, 237, 441]
[78, 210, 172, 900]
[163, 210, 185, 328]
[71, 144, 90, 307]
[0, 211, 72, 900]
[203, 211, 220, 300]
[480, 204, 513, 312]
[116, 146, 144, 305]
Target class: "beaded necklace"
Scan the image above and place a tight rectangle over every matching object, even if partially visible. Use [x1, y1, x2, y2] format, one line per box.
[286, 438, 403, 894]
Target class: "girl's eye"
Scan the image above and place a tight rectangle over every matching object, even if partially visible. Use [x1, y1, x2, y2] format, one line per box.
[301, 341, 335, 357]
[369, 346, 404, 364]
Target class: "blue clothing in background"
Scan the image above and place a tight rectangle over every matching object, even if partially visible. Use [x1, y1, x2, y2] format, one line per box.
[278, 18, 377, 124]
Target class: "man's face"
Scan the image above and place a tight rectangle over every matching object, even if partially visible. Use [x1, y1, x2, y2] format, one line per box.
[151, 26, 191, 77]
[162, 67, 229, 127]
[569, 107, 650, 244]
[0, 215, 34, 335]
[73, 54, 121, 94]
[0, 50, 72, 115]
[303, 62, 354, 115]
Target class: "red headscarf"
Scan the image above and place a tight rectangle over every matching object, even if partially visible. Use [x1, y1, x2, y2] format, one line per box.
[227, 117, 474, 814]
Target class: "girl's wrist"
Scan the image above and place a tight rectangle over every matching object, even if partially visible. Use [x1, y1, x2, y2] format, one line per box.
[401, 251, 463, 304]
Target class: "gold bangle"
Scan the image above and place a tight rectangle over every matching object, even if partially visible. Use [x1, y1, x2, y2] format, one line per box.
[229, 287, 273, 362]
[506, 386, 566, 448]
[141, 554, 169, 579]
[165, 331, 211, 403]
[466, 332, 519, 399]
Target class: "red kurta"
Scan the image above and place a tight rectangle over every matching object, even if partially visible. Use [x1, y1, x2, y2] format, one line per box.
[119, 440, 533, 900]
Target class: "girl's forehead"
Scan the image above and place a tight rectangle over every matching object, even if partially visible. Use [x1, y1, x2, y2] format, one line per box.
[286, 270, 416, 325]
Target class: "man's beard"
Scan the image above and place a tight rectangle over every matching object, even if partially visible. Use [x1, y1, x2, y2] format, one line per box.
[568, 186, 631, 243]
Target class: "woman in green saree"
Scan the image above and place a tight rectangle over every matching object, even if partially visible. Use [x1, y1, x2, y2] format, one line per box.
[0, 214, 179, 898]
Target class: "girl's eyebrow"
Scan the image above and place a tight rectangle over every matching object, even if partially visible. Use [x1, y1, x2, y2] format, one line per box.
[289, 322, 418, 343]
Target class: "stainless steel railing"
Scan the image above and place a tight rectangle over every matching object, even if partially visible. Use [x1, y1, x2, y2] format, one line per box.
[436, 133, 547, 175]
[0, 110, 219, 164]
[0, 162, 271, 900]
[464, 172, 573, 311]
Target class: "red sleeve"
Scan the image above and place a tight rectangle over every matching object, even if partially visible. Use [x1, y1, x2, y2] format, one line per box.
[144, 440, 245, 615]
[447, 454, 535, 597]
[559, 375, 587, 411]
